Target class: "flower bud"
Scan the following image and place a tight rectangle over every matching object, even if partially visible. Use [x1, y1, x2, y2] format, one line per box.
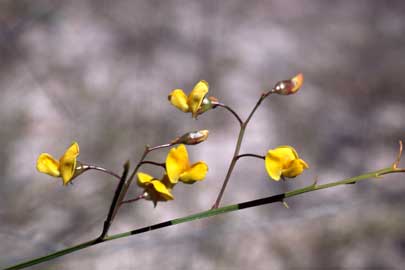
[195, 96, 218, 117]
[273, 73, 304, 95]
[171, 130, 209, 145]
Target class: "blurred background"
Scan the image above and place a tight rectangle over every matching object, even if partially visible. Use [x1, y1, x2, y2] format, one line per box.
[1, 0, 405, 269]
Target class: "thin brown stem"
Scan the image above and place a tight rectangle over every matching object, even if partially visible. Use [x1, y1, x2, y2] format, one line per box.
[121, 193, 146, 205]
[79, 164, 121, 180]
[148, 143, 172, 152]
[98, 143, 174, 240]
[236, 153, 265, 161]
[139, 160, 166, 168]
[215, 103, 243, 126]
[212, 92, 273, 209]
[98, 162, 130, 241]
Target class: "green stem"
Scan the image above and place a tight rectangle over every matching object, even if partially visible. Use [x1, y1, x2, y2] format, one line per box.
[212, 126, 245, 209]
[4, 166, 403, 270]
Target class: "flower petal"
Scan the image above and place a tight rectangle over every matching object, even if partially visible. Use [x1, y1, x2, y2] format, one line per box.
[281, 159, 308, 178]
[151, 180, 174, 200]
[179, 161, 208, 183]
[166, 144, 190, 184]
[290, 73, 304, 94]
[59, 142, 80, 185]
[265, 153, 283, 181]
[188, 80, 208, 117]
[273, 145, 299, 159]
[168, 89, 190, 112]
[160, 174, 175, 190]
[265, 145, 308, 181]
[36, 153, 60, 177]
[137, 172, 154, 187]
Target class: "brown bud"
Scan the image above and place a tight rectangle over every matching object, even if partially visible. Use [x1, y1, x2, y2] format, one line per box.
[171, 130, 209, 145]
[273, 73, 304, 95]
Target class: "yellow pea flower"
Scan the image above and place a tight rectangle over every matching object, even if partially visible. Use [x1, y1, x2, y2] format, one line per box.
[166, 144, 208, 184]
[265, 145, 309, 181]
[168, 80, 209, 118]
[36, 142, 80, 185]
[137, 172, 174, 207]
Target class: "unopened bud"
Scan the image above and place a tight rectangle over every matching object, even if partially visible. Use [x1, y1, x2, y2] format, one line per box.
[171, 130, 209, 145]
[273, 73, 304, 95]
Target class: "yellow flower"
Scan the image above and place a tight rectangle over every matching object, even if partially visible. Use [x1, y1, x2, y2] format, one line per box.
[168, 80, 209, 118]
[36, 142, 80, 185]
[137, 172, 174, 206]
[166, 144, 208, 184]
[265, 145, 309, 181]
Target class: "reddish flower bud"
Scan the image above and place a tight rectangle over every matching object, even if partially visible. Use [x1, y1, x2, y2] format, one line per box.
[273, 73, 304, 95]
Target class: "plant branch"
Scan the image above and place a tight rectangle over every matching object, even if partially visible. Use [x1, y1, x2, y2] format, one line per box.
[78, 164, 122, 180]
[97, 143, 173, 241]
[121, 193, 146, 205]
[236, 153, 265, 161]
[5, 166, 404, 270]
[212, 92, 272, 208]
[139, 160, 166, 168]
[215, 103, 243, 126]
[97, 162, 130, 241]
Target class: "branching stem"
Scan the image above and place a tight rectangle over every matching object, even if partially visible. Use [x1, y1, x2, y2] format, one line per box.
[212, 92, 273, 208]
[98, 143, 173, 241]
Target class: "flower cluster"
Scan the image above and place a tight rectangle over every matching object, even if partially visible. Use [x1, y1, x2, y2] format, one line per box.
[36, 73, 308, 209]
[137, 144, 208, 206]
[168, 76, 309, 184]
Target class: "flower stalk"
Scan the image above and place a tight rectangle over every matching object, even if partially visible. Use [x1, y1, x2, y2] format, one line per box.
[98, 142, 176, 240]
[212, 92, 273, 208]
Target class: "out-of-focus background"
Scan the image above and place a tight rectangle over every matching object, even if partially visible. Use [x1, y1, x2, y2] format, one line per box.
[1, 1, 405, 269]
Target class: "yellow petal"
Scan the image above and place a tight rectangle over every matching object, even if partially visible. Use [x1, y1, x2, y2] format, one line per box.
[188, 80, 208, 117]
[168, 89, 190, 112]
[274, 145, 299, 159]
[160, 174, 175, 190]
[282, 159, 309, 178]
[290, 73, 304, 93]
[265, 153, 282, 181]
[137, 172, 154, 187]
[166, 144, 190, 184]
[59, 142, 80, 185]
[266, 147, 296, 175]
[151, 180, 174, 200]
[179, 161, 208, 183]
[36, 153, 60, 177]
